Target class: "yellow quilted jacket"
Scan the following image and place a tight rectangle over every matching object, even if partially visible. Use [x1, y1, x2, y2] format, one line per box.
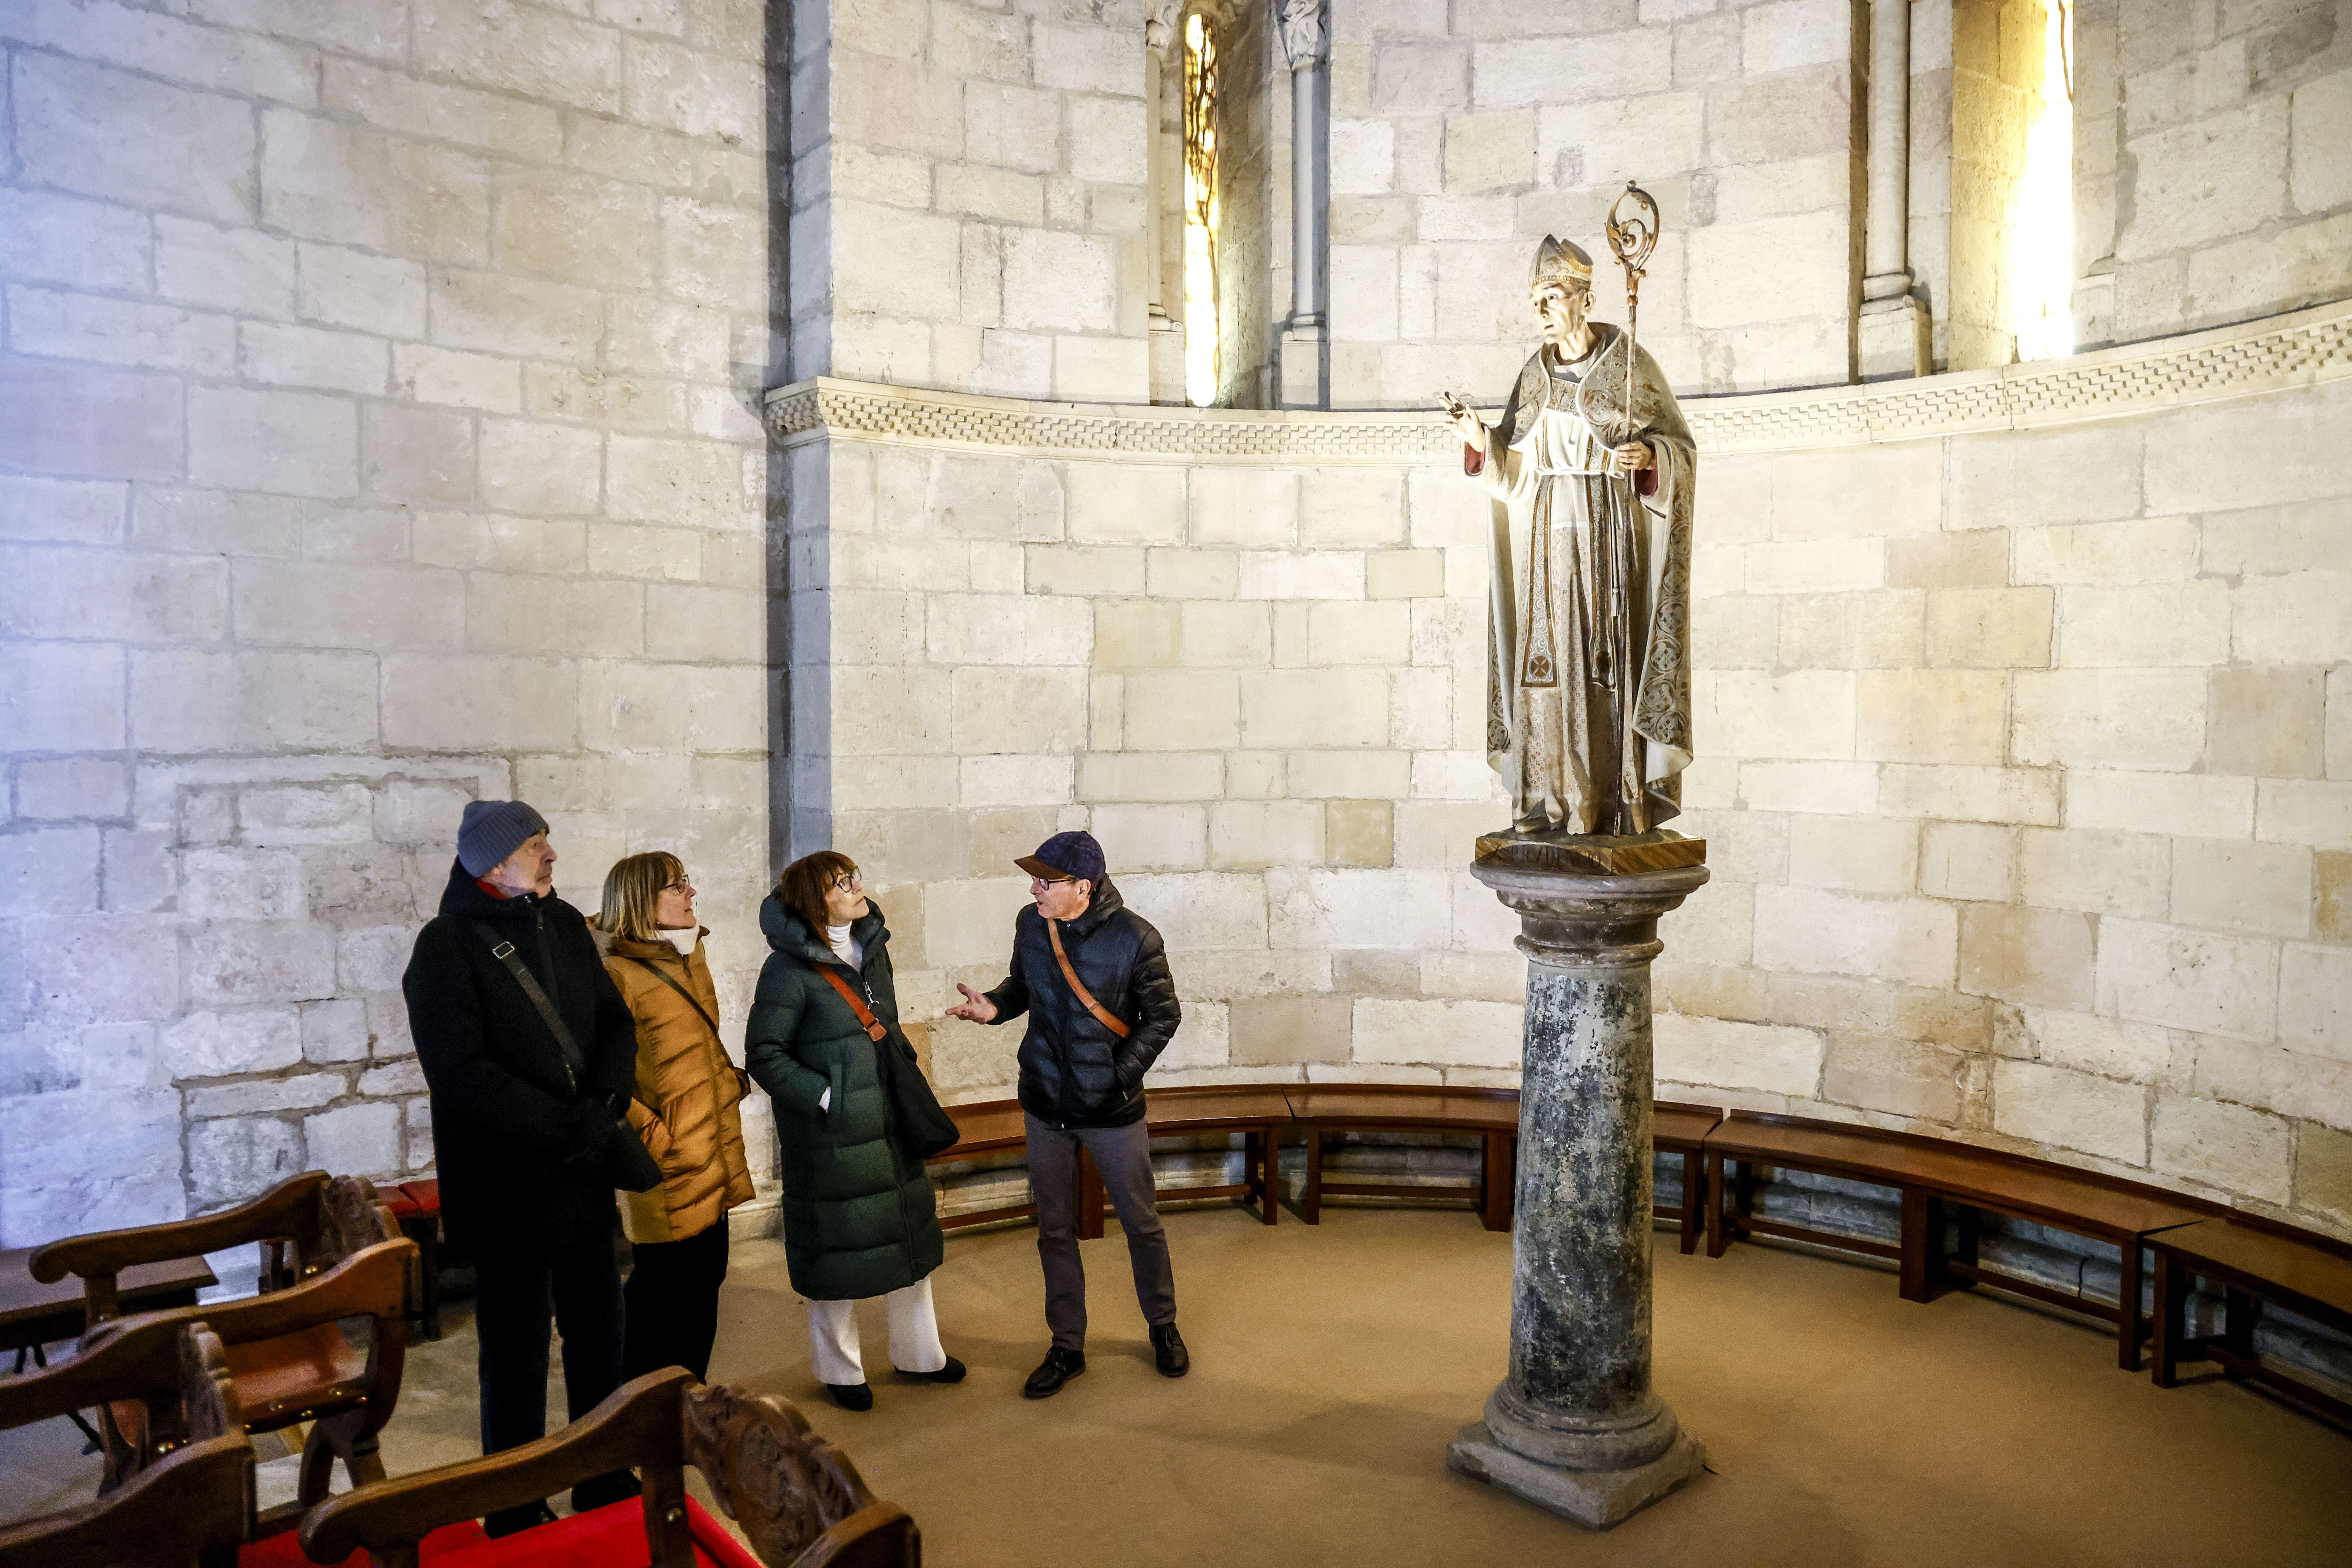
[599, 928, 755, 1245]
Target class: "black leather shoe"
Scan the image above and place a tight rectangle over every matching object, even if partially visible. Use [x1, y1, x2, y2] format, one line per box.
[895, 1356, 967, 1383]
[1150, 1323, 1189, 1378]
[482, 1502, 556, 1538]
[1023, 1346, 1085, 1399]
[826, 1382, 874, 1411]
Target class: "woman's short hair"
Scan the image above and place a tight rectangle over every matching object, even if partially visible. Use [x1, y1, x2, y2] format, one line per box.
[597, 850, 686, 944]
[778, 850, 861, 934]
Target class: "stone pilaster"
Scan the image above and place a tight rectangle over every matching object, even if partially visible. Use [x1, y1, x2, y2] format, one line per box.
[1278, 0, 1329, 409]
[1447, 860, 1710, 1530]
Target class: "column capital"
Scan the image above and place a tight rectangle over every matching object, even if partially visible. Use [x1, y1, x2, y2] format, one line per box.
[1144, 0, 1180, 55]
[1278, 0, 1329, 69]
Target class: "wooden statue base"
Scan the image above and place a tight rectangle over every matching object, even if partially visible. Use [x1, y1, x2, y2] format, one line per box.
[1472, 829, 1708, 876]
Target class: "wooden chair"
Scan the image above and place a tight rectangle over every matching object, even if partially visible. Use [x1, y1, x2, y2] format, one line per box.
[0, 1320, 254, 1568]
[297, 1368, 920, 1568]
[76, 1235, 415, 1534]
[31, 1171, 399, 1324]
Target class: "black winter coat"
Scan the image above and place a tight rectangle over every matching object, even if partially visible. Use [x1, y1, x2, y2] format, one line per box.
[742, 898, 943, 1302]
[983, 877, 1181, 1129]
[402, 861, 638, 1255]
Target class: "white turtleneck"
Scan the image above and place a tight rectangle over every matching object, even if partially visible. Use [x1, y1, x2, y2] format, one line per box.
[658, 927, 698, 957]
[826, 922, 863, 971]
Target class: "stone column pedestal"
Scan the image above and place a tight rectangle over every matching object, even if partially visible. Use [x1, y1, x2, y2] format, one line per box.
[1447, 856, 1710, 1530]
[1278, 318, 1325, 409]
[1859, 292, 1931, 380]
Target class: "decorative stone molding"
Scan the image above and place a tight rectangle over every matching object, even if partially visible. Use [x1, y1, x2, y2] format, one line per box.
[1278, 0, 1329, 68]
[765, 297, 2352, 462]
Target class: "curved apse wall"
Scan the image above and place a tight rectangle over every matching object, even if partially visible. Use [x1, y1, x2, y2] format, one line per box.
[776, 299, 2352, 1242]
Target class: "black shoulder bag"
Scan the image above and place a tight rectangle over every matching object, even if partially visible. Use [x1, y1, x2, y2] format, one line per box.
[470, 922, 662, 1193]
[814, 964, 962, 1160]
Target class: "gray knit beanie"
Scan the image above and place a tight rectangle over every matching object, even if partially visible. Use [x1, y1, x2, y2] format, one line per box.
[456, 799, 550, 877]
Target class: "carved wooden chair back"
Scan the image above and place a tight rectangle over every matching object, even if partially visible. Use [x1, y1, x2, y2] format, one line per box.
[79, 1235, 415, 1526]
[0, 1321, 254, 1568]
[31, 1171, 400, 1324]
[299, 1368, 921, 1568]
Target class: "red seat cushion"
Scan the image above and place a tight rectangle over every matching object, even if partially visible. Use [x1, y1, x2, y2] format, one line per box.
[239, 1500, 760, 1568]
[398, 1180, 441, 1215]
[384, 1191, 423, 1219]
[240, 1519, 486, 1567]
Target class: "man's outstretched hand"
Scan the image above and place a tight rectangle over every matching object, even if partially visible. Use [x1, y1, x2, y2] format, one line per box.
[946, 982, 997, 1023]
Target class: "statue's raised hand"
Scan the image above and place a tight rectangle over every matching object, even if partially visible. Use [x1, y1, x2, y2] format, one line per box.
[1440, 390, 1487, 452]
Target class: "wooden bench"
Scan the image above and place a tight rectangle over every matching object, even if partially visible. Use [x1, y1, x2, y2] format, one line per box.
[1287, 1085, 1521, 1231]
[929, 1086, 1288, 1238]
[2150, 1216, 2352, 1431]
[1653, 1102, 1723, 1255]
[1704, 1111, 2218, 1369]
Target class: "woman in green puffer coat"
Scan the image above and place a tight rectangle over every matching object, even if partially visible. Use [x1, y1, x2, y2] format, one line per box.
[744, 850, 961, 1412]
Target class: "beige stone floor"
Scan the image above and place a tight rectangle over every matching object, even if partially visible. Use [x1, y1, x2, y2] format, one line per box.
[8, 1206, 2352, 1565]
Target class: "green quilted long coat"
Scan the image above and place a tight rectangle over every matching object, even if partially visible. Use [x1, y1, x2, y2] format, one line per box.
[742, 896, 944, 1302]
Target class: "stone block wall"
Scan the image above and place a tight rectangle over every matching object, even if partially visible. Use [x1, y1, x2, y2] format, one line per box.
[803, 0, 1161, 402]
[2074, 0, 2352, 347]
[782, 320, 2352, 1242]
[1324, 0, 1864, 403]
[0, 0, 781, 1248]
[1659, 373, 2352, 1237]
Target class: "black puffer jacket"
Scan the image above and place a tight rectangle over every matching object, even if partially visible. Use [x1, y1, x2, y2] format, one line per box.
[402, 861, 638, 1254]
[982, 877, 1181, 1129]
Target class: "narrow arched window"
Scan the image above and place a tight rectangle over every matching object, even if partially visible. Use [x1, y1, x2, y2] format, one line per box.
[1182, 11, 1220, 407]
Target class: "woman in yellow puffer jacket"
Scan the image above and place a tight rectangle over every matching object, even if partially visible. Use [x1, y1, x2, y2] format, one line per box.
[592, 851, 755, 1381]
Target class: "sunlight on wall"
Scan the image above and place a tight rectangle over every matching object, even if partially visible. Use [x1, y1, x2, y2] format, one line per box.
[1183, 10, 1219, 407]
[2013, 0, 2075, 361]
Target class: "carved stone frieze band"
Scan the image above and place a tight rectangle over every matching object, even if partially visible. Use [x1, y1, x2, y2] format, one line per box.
[763, 297, 2352, 462]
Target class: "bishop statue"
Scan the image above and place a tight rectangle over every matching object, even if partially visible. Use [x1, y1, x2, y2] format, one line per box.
[1444, 236, 1697, 847]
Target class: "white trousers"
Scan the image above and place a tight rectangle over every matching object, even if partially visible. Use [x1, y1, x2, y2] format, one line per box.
[806, 1278, 944, 1385]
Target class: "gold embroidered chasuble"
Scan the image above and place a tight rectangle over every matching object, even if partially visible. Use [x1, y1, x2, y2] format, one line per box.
[1469, 322, 1697, 836]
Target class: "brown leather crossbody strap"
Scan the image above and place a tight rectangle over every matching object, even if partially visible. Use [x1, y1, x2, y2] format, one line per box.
[1047, 919, 1130, 1040]
[620, 955, 721, 1044]
[815, 965, 888, 1042]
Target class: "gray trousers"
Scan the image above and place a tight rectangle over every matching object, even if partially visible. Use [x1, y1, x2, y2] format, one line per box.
[1025, 1113, 1176, 1350]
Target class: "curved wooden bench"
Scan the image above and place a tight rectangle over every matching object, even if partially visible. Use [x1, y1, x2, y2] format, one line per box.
[1703, 1110, 2224, 1369]
[2150, 1216, 2352, 1430]
[929, 1086, 1287, 1238]
[930, 1085, 1724, 1243]
[1288, 1085, 1520, 1231]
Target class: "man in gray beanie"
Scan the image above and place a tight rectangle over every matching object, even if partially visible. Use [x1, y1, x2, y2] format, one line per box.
[402, 802, 642, 1536]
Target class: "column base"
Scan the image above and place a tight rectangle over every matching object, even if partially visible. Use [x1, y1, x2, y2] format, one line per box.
[1448, 1421, 1705, 1530]
[1278, 320, 1325, 409]
[1858, 293, 1930, 381]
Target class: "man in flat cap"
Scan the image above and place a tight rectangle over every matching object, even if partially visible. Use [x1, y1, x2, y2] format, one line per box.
[402, 801, 641, 1535]
[946, 831, 1187, 1397]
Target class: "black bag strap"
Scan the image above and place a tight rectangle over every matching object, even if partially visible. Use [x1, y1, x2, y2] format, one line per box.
[469, 920, 585, 1088]
[621, 954, 722, 1043]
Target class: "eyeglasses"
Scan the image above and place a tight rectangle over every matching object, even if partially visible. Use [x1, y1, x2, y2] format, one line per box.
[829, 874, 864, 893]
[1030, 873, 1076, 887]
[662, 879, 691, 893]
